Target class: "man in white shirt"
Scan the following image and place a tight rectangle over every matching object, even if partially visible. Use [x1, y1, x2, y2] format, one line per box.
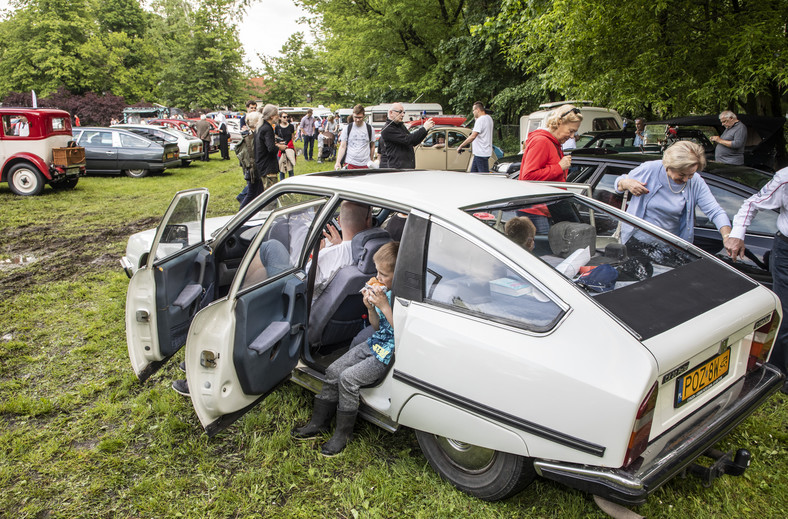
[335, 105, 375, 169]
[457, 101, 493, 172]
[728, 166, 788, 393]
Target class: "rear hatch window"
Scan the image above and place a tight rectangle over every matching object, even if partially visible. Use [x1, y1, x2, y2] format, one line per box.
[465, 194, 757, 340]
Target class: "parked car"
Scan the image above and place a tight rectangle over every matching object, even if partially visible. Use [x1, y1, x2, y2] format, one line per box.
[114, 123, 202, 166]
[521, 101, 623, 146]
[187, 117, 221, 151]
[644, 115, 787, 172]
[124, 170, 783, 506]
[0, 107, 86, 195]
[575, 127, 714, 156]
[501, 153, 779, 286]
[414, 126, 499, 171]
[73, 126, 180, 178]
[224, 119, 243, 149]
[148, 118, 218, 153]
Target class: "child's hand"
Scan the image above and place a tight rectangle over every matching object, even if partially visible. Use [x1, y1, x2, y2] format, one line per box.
[361, 287, 376, 310]
[364, 286, 389, 310]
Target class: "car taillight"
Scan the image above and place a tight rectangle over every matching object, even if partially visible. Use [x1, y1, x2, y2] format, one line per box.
[747, 312, 780, 371]
[623, 381, 658, 467]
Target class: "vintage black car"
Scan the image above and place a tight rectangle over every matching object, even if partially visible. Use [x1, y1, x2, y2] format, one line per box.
[73, 127, 180, 178]
[644, 115, 786, 172]
[503, 153, 778, 286]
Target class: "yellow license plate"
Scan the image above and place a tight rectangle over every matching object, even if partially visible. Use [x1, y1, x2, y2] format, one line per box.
[675, 348, 730, 407]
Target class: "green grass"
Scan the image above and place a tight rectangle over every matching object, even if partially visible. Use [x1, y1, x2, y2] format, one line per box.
[1, 152, 787, 518]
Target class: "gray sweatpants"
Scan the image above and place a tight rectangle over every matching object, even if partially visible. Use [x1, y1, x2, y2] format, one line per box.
[319, 342, 387, 412]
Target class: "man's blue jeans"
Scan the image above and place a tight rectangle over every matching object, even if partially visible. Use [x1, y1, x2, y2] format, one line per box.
[471, 155, 490, 173]
[303, 134, 315, 160]
[769, 234, 788, 375]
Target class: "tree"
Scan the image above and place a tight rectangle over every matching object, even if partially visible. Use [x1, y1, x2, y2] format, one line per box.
[260, 33, 336, 106]
[155, 0, 247, 109]
[486, 0, 788, 117]
[0, 0, 91, 95]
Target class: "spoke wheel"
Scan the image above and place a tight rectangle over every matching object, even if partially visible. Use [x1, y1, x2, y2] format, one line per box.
[416, 430, 536, 501]
[125, 168, 149, 178]
[8, 163, 45, 196]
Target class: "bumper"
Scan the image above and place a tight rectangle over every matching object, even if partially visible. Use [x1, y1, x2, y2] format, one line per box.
[50, 164, 86, 179]
[534, 363, 784, 506]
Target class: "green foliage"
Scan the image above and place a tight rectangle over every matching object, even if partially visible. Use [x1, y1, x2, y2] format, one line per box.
[487, 0, 788, 117]
[0, 0, 247, 108]
[261, 33, 335, 106]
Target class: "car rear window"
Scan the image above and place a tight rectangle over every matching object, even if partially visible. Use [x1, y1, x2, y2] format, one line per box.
[465, 195, 756, 339]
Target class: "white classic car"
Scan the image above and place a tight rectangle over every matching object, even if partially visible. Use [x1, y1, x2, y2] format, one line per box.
[124, 170, 783, 505]
[114, 123, 203, 167]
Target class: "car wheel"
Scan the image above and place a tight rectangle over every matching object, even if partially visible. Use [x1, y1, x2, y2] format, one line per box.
[125, 168, 149, 178]
[181, 159, 192, 167]
[415, 430, 536, 501]
[52, 178, 79, 190]
[8, 163, 45, 196]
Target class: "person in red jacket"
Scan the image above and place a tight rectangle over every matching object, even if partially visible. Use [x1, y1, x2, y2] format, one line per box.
[518, 105, 583, 182]
[518, 105, 583, 232]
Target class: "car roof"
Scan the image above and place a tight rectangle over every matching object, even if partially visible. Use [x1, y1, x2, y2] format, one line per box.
[283, 170, 569, 213]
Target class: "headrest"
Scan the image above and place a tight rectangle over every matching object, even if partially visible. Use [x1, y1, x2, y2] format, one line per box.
[351, 227, 391, 274]
[548, 222, 596, 258]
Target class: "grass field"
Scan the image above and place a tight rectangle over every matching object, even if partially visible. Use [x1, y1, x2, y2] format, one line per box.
[1, 152, 787, 518]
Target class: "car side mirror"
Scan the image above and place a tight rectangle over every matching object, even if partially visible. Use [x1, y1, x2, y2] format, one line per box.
[162, 224, 188, 244]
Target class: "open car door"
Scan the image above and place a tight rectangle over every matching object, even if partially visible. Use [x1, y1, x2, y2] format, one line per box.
[126, 188, 210, 382]
[185, 198, 326, 436]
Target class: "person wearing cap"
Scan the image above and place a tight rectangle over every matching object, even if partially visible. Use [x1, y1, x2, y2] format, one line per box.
[457, 101, 494, 172]
[728, 166, 788, 393]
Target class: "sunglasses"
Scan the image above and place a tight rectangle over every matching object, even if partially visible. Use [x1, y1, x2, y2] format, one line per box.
[560, 107, 581, 118]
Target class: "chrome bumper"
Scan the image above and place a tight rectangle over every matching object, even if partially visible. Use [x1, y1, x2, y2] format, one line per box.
[534, 363, 784, 505]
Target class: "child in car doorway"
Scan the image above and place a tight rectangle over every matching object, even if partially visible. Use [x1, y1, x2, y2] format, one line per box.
[292, 241, 399, 456]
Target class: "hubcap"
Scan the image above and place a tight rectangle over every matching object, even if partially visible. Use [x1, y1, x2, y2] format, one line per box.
[435, 435, 496, 473]
[14, 169, 37, 194]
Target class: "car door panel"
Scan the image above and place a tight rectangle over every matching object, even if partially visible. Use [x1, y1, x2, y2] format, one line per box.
[186, 199, 324, 435]
[446, 130, 469, 171]
[415, 130, 447, 170]
[126, 189, 209, 381]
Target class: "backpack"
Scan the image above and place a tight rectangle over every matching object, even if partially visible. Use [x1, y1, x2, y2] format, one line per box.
[345, 122, 373, 143]
[235, 134, 255, 170]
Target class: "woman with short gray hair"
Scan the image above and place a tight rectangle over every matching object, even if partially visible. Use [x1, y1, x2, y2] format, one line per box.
[615, 141, 733, 249]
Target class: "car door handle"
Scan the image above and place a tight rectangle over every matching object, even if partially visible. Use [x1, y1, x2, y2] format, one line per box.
[105, 151, 114, 155]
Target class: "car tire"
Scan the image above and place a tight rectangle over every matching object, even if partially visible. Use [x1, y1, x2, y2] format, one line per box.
[8, 163, 45, 196]
[415, 430, 536, 501]
[52, 178, 79, 190]
[125, 168, 149, 178]
[181, 159, 192, 167]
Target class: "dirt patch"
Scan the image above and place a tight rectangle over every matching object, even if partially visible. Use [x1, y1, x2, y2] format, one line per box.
[0, 217, 159, 297]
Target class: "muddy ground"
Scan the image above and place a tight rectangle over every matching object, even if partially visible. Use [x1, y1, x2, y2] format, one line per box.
[0, 216, 159, 297]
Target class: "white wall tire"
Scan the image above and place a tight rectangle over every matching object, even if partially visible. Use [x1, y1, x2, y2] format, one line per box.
[8, 163, 45, 196]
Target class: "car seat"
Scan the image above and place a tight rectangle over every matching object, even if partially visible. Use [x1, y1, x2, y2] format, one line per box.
[308, 227, 392, 350]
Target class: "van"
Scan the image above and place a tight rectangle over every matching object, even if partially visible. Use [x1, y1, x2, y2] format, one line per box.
[520, 101, 622, 145]
[365, 103, 443, 137]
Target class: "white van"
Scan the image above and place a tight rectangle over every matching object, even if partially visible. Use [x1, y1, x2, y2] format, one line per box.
[520, 101, 622, 145]
[366, 103, 443, 136]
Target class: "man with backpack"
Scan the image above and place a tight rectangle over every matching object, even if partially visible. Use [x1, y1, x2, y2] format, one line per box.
[334, 105, 375, 170]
